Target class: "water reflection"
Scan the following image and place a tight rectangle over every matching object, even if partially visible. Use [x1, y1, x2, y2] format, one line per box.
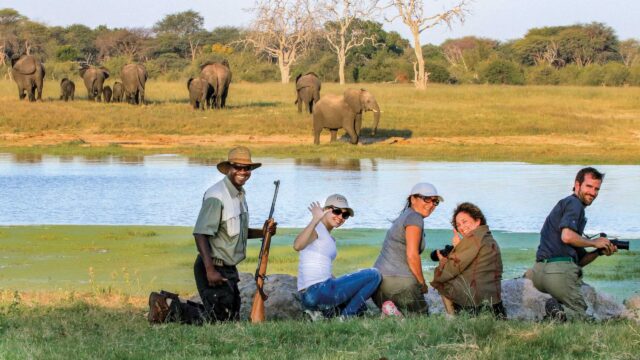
[1, 153, 639, 238]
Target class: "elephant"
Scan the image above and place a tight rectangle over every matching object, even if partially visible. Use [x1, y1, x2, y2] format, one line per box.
[103, 85, 112, 103]
[121, 63, 148, 105]
[187, 77, 213, 110]
[112, 82, 124, 103]
[79, 65, 109, 102]
[312, 88, 381, 145]
[59, 78, 75, 101]
[9, 53, 45, 101]
[295, 72, 321, 113]
[200, 59, 231, 109]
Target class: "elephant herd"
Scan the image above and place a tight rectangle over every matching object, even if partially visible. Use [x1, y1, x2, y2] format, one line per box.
[7, 53, 147, 105]
[7, 52, 381, 145]
[296, 72, 381, 145]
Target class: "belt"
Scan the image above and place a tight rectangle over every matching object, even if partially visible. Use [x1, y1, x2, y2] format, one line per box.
[538, 257, 574, 263]
[211, 257, 226, 266]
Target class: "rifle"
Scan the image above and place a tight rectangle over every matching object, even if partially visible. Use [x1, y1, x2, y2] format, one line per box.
[250, 180, 280, 323]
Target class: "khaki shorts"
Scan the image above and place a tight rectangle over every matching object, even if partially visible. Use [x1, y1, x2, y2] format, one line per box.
[373, 276, 428, 315]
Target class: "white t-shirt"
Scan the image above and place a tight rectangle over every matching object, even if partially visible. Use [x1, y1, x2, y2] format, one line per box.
[297, 222, 337, 291]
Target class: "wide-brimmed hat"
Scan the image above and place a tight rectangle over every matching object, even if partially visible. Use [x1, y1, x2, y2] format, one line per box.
[324, 194, 354, 217]
[410, 182, 444, 202]
[216, 146, 262, 174]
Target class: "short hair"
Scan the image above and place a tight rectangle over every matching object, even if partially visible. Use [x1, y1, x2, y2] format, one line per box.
[451, 202, 487, 230]
[575, 167, 605, 184]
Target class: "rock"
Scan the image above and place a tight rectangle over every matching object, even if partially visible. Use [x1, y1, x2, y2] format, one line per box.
[624, 295, 640, 321]
[189, 274, 631, 321]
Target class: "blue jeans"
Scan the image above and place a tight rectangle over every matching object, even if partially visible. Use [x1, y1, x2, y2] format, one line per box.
[300, 268, 382, 317]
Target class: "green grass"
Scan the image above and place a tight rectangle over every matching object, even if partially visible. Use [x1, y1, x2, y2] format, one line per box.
[2, 80, 640, 163]
[0, 299, 638, 359]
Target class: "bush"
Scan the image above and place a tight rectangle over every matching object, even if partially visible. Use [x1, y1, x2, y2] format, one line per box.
[526, 65, 560, 85]
[45, 61, 78, 81]
[628, 64, 640, 86]
[55, 45, 80, 62]
[478, 59, 525, 85]
[577, 64, 605, 86]
[102, 56, 130, 79]
[425, 61, 451, 83]
[557, 64, 583, 85]
[358, 53, 412, 83]
[602, 62, 630, 86]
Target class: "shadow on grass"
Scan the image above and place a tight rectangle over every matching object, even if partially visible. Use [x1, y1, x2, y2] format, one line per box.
[226, 101, 279, 109]
[338, 128, 413, 145]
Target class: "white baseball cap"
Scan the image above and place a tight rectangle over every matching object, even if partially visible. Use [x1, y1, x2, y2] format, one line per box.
[324, 194, 354, 217]
[410, 182, 444, 202]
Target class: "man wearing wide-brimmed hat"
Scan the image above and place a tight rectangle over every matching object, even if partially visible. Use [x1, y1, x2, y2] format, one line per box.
[148, 146, 276, 324]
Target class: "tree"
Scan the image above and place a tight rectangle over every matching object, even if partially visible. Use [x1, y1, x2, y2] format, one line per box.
[95, 28, 150, 62]
[0, 8, 25, 66]
[319, 0, 380, 84]
[619, 39, 640, 67]
[388, 0, 468, 89]
[244, 0, 317, 84]
[153, 10, 206, 63]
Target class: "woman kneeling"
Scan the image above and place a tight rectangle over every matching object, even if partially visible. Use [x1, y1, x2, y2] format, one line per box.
[431, 202, 506, 318]
[295, 194, 382, 319]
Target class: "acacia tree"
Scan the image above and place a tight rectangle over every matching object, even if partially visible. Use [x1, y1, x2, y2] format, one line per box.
[320, 0, 380, 84]
[244, 0, 317, 84]
[153, 10, 206, 63]
[388, 0, 468, 89]
[0, 8, 24, 68]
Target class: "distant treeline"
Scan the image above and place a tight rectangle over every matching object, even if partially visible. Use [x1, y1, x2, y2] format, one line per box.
[1, 8, 639, 86]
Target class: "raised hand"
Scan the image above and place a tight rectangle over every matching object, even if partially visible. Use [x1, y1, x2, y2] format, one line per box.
[308, 201, 330, 222]
[452, 229, 461, 247]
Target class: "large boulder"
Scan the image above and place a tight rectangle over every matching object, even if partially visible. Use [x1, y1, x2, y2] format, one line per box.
[190, 273, 631, 321]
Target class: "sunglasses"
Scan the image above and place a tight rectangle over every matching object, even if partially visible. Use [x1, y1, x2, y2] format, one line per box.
[328, 206, 351, 220]
[230, 163, 253, 172]
[415, 195, 440, 206]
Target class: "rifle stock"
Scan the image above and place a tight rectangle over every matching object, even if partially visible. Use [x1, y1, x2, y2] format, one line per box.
[250, 180, 280, 323]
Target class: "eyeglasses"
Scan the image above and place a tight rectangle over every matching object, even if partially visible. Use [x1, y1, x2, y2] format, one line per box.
[230, 163, 253, 172]
[328, 206, 351, 220]
[414, 195, 440, 206]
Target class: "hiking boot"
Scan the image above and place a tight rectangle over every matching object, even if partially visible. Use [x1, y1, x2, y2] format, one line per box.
[544, 298, 567, 322]
[303, 309, 325, 322]
[148, 292, 170, 324]
[381, 300, 404, 318]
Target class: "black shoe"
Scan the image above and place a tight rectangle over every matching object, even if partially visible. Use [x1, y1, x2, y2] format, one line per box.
[148, 292, 170, 324]
[160, 290, 180, 302]
[544, 298, 567, 322]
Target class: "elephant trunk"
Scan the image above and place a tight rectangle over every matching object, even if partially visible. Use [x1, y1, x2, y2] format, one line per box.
[371, 103, 381, 136]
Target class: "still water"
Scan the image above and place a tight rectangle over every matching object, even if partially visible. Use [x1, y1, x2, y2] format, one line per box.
[1, 154, 639, 239]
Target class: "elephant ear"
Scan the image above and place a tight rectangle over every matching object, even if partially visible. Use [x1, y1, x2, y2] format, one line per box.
[100, 67, 110, 79]
[344, 89, 363, 114]
[187, 78, 194, 90]
[13, 55, 36, 75]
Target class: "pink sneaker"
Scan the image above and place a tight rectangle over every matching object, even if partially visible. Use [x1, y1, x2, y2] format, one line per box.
[381, 300, 403, 318]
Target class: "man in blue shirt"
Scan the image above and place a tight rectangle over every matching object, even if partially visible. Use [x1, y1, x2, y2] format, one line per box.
[531, 167, 617, 321]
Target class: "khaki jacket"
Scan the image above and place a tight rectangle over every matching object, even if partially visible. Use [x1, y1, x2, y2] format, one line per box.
[431, 225, 503, 307]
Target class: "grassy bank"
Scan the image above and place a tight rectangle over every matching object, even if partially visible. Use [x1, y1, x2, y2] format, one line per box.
[1, 226, 638, 300]
[1, 80, 639, 164]
[1, 297, 638, 359]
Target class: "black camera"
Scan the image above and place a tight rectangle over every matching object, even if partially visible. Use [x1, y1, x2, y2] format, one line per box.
[430, 245, 454, 261]
[590, 232, 630, 253]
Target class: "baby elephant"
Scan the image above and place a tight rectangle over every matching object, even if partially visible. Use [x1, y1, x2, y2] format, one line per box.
[103, 85, 113, 103]
[112, 82, 124, 103]
[59, 78, 75, 101]
[187, 77, 212, 110]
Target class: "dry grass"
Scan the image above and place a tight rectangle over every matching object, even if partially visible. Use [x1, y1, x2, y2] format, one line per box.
[1, 79, 639, 163]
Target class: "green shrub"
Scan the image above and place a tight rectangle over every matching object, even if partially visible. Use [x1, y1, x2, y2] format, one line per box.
[478, 59, 525, 85]
[526, 65, 560, 85]
[557, 64, 583, 85]
[627, 64, 640, 86]
[45, 61, 78, 81]
[55, 45, 80, 62]
[578, 64, 606, 86]
[602, 62, 630, 86]
[425, 61, 451, 83]
[102, 56, 130, 79]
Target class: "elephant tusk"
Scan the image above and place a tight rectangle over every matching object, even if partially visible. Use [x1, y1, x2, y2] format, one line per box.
[370, 110, 383, 113]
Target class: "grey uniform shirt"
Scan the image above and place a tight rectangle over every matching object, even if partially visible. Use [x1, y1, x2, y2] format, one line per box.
[193, 176, 249, 266]
[374, 208, 425, 277]
[536, 194, 587, 262]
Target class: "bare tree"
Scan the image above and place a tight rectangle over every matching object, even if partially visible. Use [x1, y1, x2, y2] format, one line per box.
[244, 0, 317, 84]
[619, 39, 640, 67]
[320, 0, 380, 85]
[388, 0, 469, 89]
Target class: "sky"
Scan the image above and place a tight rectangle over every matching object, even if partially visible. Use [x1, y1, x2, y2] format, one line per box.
[3, 0, 638, 45]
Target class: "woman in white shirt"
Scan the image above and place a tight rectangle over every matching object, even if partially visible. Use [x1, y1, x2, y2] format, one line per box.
[294, 194, 382, 319]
